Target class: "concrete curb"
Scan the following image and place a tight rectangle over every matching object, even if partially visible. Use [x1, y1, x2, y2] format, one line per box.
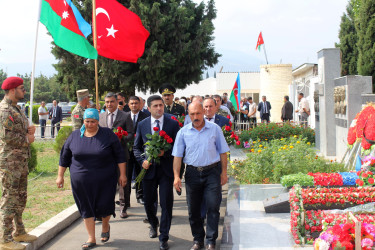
[24, 204, 80, 250]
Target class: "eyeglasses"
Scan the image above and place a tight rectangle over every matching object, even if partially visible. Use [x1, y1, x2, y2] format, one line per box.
[16, 87, 26, 92]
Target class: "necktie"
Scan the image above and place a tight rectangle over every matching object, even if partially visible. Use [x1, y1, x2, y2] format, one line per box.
[133, 114, 136, 127]
[264, 102, 267, 113]
[167, 106, 171, 112]
[53, 107, 56, 118]
[109, 113, 114, 128]
[155, 119, 160, 130]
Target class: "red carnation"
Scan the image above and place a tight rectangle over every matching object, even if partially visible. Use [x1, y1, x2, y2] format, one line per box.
[368, 178, 374, 184]
[171, 116, 177, 121]
[153, 127, 159, 132]
[347, 126, 357, 145]
[179, 122, 183, 127]
[227, 115, 230, 119]
[357, 179, 364, 186]
[159, 130, 166, 137]
[236, 141, 241, 146]
[167, 138, 173, 144]
[225, 126, 231, 131]
[229, 121, 232, 126]
[117, 126, 123, 131]
[122, 131, 128, 136]
[356, 106, 375, 138]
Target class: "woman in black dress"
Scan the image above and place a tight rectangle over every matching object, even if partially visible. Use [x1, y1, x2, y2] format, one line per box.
[56, 109, 127, 249]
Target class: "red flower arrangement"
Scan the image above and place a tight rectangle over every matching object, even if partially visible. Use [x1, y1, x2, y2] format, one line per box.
[290, 185, 375, 245]
[113, 126, 128, 140]
[356, 170, 375, 187]
[347, 126, 357, 146]
[222, 125, 239, 146]
[307, 172, 343, 186]
[362, 113, 375, 150]
[356, 106, 375, 139]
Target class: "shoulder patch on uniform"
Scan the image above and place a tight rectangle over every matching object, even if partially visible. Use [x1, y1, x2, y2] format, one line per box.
[8, 115, 14, 122]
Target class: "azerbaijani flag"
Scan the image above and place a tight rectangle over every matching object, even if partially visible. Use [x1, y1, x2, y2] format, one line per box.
[256, 32, 264, 51]
[40, 0, 98, 59]
[229, 73, 241, 111]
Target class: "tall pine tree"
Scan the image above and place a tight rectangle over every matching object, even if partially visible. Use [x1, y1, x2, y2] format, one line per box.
[357, 0, 375, 88]
[336, 1, 358, 76]
[51, 0, 220, 100]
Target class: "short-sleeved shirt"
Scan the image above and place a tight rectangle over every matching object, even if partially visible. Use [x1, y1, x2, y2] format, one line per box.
[248, 102, 257, 118]
[298, 98, 310, 115]
[38, 106, 48, 120]
[172, 120, 230, 167]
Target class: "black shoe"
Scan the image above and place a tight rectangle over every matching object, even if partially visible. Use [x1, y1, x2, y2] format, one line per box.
[160, 241, 169, 250]
[143, 217, 149, 224]
[149, 226, 157, 238]
[190, 241, 204, 250]
[137, 198, 145, 205]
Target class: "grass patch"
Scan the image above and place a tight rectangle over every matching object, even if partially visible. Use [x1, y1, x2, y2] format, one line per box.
[0, 141, 75, 231]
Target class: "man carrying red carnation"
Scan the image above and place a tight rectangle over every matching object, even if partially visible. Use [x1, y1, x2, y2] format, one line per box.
[133, 95, 180, 250]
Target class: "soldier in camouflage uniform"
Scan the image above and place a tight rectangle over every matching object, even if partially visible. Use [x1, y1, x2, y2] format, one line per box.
[71, 89, 91, 131]
[0, 77, 37, 250]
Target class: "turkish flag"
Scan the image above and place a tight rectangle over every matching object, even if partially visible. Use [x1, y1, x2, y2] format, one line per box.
[95, 0, 150, 63]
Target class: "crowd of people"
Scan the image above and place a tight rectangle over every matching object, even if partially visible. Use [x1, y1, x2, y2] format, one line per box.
[0, 76, 311, 250]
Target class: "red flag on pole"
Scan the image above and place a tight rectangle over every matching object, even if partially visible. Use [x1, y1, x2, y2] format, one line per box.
[255, 32, 264, 51]
[95, 0, 150, 63]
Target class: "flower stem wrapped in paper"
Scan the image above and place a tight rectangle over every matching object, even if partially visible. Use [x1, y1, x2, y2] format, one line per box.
[135, 127, 173, 187]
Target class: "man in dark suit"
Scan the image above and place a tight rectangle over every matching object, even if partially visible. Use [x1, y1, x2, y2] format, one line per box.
[203, 97, 230, 127]
[49, 100, 62, 138]
[128, 96, 149, 205]
[159, 84, 185, 117]
[281, 95, 293, 122]
[99, 92, 134, 219]
[258, 95, 272, 123]
[133, 95, 180, 250]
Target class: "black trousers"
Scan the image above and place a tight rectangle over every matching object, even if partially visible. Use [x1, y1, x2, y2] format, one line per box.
[143, 167, 174, 243]
[185, 164, 222, 245]
[261, 113, 270, 123]
[51, 119, 60, 137]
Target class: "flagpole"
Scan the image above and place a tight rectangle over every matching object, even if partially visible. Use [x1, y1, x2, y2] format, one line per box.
[92, 0, 99, 110]
[30, 0, 43, 123]
[263, 42, 269, 65]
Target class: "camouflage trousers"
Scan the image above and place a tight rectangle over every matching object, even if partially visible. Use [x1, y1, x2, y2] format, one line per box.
[0, 159, 28, 243]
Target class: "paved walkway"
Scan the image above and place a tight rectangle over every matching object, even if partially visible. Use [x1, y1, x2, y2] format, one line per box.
[40, 183, 227, 250]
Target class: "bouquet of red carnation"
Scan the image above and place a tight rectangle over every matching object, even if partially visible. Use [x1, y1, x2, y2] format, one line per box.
[171, 116, 184, 127]
[222, 125, 239, 146]
[113, 126, 128, 140]
[135, 127, 173, 187]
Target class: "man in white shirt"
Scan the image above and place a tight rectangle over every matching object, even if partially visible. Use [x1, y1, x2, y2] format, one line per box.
[295, 93, 310, 128]
[247, 97, 257, 128]
[38, 101, 49, 138]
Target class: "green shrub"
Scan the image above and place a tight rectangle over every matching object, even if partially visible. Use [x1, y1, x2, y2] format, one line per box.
[31, 105, 41, 124]
[229, 136, 345, 184]
[54, 126, 73, 154]
[28, 143, 37, 172]
[280, 173, 314, 188]
[239, 123, 315, 144]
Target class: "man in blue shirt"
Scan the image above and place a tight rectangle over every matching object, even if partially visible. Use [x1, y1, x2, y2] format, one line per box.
[172, 102, 229, 250]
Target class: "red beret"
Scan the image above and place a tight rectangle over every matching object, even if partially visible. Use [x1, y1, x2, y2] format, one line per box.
[2, 77, 24, 90]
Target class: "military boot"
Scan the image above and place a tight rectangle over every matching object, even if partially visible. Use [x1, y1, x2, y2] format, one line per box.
[13, 233, 37, 243]
[0, 241, 26, 250]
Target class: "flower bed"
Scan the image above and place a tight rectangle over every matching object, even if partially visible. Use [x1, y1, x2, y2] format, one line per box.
[281, 172, 358, 188]
[290, 185, 375, 245]
[229, 137, 345, 184]
[239, 122, 315, 144]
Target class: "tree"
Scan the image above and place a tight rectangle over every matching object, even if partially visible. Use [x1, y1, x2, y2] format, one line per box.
[51, 0, 220, 100]
[0, 69, 7, 100]
[357, 0, 375, 88]
[335, 1, 358, 76]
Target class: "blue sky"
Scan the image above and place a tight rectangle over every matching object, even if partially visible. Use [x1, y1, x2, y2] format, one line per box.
[0, 0, 348, 77]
